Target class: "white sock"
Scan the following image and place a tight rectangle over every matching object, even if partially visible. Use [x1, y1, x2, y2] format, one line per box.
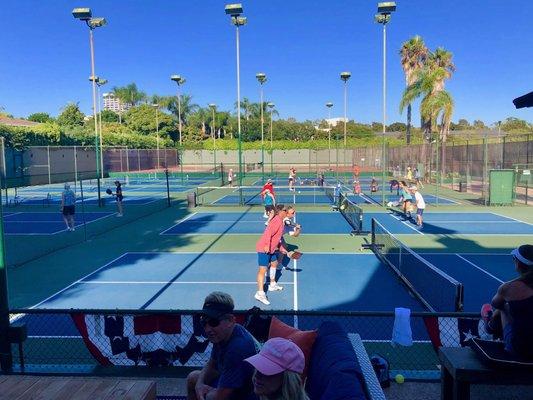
[269, 268, 276, 284]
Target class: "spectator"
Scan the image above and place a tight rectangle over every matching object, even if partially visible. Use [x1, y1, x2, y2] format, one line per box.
[228, 168, 234, 187]
[245, 337, 309, 400]
[187, 291, 260, 400]
[482, 245, 533, 359]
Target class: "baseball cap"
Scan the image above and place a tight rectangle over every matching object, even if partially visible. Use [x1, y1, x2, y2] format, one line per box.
[201, 300, 234, 319]
[511, 245, 533, 267]
[410, 185, 418, 191]
[244, 337, 304, 375]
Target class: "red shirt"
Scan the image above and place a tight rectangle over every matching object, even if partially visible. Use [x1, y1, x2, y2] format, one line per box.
[255, 215, 284, 254]
[261, 183, 275, 197]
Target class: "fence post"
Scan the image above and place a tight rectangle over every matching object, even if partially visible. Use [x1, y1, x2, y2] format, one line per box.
[0, 188, 13, 373]
[165, 169, 171, 207]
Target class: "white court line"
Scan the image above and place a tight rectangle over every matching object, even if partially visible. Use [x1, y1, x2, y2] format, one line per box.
[489, 212, 533, 227]
[422, 220, 521, 224]
[388, 213, 424, 235]
[29, 335, 82, 339]
[81, 280, 293, 285]
[29, 253, 130, 309]
[159, 212, 199, 235]
[51, 212, 116, 235]
[455, 254, 504, 284]
[415, 252, 510, 256]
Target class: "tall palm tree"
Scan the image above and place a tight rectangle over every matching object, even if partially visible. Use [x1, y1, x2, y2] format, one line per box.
[236, 97, 253, 121]
[399, 36, 428, 145]
[166, 94, 199, 126]
[400, 63, 454, 176]
[112, 83, 147, 123]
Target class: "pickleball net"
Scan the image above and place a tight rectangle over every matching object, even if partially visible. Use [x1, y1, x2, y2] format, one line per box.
[370, 218, 464, 312]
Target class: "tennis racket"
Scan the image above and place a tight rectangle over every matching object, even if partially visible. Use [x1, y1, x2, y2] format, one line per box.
[289, 251, 302, 260]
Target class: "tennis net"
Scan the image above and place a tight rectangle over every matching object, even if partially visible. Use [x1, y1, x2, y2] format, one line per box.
[371, 218, 464, 312]
[195, 186, 335, 206]
[339, 192, 364, 233]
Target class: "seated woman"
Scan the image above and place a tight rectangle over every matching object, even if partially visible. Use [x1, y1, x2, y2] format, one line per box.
[245, 337, 309, 400]
[482, 245, 533, 359]
[370, 178, 378, 193]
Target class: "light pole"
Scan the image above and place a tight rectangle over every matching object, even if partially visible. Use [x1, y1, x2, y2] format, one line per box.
[375, 2, 396, 206]
[73, 8, 106, 206]
[256, 72, 267, 180]
[151, 103, 160, 170]
[340, 72, 351, 148]
[94, 77, 107, 178]
[267, 102, 275, 174]
[225, 3, 247, 201]
[326, 102, 333, 170]
[209, 103, 217, 173]
[170, 74, 186, 181]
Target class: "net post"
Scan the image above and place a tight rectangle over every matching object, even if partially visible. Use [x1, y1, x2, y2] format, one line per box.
[97, 177, 103, 208]
[165, 168, 171, 207]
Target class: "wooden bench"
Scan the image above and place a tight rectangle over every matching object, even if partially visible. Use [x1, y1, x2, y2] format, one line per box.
[439, 346, 533, 400]
[0, 375, 156, 400]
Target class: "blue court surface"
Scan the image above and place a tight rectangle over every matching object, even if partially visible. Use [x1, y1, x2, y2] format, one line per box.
[4, 211, 114, 235]
[161, 211, 533, 236]
[364, 191, 459, 205]
[22, 251, 512, 342]
[12, 194, 166, 206]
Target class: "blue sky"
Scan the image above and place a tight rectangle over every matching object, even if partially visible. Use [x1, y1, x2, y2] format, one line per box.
[1, 0, 532, 125]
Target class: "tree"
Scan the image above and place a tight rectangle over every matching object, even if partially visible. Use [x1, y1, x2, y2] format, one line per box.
[500, 117, 532, 133]
[112, 83, 147, 108]
[400, 45, 455, 176]
[400, 35, 428, 144]
[166, 94, 199, 126]
[28, 112, 53, 123]
[387, 122, 407, 132]
[123, 104, 176, 139]
[100, 109, 119, 123]
[57, 103, 85, 127]
[473, 120, 486, 130]
[371, 122, 382, 132]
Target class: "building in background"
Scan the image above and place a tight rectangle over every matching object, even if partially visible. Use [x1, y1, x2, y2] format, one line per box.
[102, 93, 131, 113]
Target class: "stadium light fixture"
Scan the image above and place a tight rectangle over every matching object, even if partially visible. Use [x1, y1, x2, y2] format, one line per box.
[340, 72, 351, 146]
[375, 1, 396, 206]
[73, 7, 106, 194]
[226, 3, 247, 195]
[170, 75, 186, 146]
[326, 102, 333, 169]
[209, 103, 217, 170]
[256, 73, 267, 178]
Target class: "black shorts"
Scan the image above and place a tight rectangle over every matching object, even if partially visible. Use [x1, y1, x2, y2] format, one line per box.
[116, 195, 124, 202]
[62, 205, 75, 216]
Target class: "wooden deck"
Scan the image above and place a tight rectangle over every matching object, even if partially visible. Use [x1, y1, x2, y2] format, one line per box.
[0, 375, 156, 400]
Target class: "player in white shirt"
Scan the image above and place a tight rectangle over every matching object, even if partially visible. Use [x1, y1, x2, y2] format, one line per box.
[411, 186, 426, 228]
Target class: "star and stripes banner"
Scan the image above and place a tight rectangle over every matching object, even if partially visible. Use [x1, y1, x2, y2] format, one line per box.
[71, 313, 213, 367]
[423, 316, 485, 350]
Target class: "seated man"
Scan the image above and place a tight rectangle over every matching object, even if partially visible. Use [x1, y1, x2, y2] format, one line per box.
[187, 292, 260, 400]
[482, 245, 533, 359]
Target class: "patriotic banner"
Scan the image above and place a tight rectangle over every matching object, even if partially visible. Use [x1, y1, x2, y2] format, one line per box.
[423, 316, 486, 350]
[71, 313, 212, 367]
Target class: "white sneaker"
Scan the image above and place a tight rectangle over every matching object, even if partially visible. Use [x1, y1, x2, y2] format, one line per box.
[116, 213, 123, 217]
[268, 283, 284, 291]
[254, 291, 270, 305]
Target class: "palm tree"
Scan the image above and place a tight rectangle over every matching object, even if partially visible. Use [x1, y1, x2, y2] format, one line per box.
[399, 36, 428, 145]
[236, 97, 253, 121]
[112, 83, 147, 123]
[400, 60, 455, 177]
[166, 94, 199, 126]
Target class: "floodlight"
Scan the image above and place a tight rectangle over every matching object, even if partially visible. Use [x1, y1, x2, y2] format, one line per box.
[97, 78, 108, 85]
[326, 102, 333, 108]
[88, 18, 106, 28]
[209, 103, 217, 109]
[171, 75, 185, 85]
[225, 3, 243, 16]
[151, 103, 159, 108]
[267, 102, 275, 108]
[256, 73, 267, 84]
[88, 75, 99, 82]
[340, 72, 351, 82]
[72, 7, 92, 20]
[231, 16, 247, 26]
[378, 2, 396, 14]
[375, 14, 391, 24]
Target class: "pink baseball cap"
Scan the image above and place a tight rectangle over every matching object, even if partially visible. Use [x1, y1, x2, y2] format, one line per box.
[245, 338, 305, 375]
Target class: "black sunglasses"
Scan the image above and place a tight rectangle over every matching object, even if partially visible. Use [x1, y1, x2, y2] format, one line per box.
[200, 316, 222, 328]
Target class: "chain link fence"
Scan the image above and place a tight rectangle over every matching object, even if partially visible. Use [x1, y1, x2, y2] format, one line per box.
[8, 308, 480, 379]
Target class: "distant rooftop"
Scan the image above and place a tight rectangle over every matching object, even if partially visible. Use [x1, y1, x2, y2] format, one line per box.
[0, 116, 40, 127]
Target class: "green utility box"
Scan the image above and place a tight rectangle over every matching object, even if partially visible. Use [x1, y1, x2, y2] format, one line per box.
[489, 169, 515, 205]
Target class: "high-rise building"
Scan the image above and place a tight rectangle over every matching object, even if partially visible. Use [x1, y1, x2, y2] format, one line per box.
[102, 93, 131, 113]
